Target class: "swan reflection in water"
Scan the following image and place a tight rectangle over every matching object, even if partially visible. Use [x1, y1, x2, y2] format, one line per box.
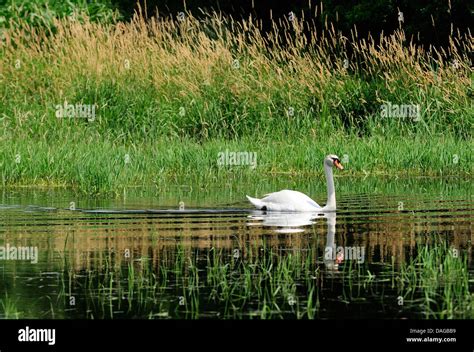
[247, 211, 344, 270]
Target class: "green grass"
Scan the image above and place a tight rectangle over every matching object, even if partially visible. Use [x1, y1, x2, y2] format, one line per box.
[0, 134, 471, 194]
[397, 240, 474, 319]
[6, 236, 471, 319]
[0, 293, 20, 319]
[0, 11, 472, 193]
[1, 232, 472, 319]
[0, 0, 120, 29]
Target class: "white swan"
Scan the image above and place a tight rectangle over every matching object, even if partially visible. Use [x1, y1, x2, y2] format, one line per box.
[246, 154, 344, 212]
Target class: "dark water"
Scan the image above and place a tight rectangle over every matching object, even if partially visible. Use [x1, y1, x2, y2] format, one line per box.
[0, 177, 472, 319]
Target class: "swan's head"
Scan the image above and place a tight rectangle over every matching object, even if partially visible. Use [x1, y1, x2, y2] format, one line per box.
[325, 154, 344, 170]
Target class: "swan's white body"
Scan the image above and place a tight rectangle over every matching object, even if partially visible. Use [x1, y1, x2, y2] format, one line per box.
[246, 154, 343, 212]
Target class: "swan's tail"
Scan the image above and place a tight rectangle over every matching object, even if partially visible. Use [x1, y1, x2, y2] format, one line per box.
[246, 195, 265, 210]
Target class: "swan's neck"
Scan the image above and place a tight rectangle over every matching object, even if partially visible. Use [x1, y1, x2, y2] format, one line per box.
[324, 164, 336, 210]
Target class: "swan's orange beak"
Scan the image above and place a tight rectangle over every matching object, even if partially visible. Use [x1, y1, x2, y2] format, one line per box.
[334, 160, 344, 170]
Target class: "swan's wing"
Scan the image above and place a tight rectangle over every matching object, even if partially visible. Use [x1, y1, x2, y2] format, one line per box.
[261, 190, 321, 209]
